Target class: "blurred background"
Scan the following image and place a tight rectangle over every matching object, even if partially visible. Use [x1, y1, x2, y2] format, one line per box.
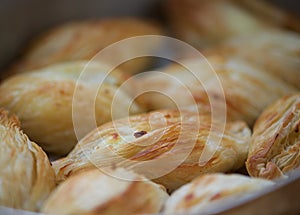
[0, 0, 299, 70]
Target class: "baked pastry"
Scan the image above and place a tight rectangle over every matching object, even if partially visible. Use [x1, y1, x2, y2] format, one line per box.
[42, 168, 168, 215]
[53, 109, 251, 192]
[164, 173, 274, 214]
[165, 0, 300, 47]
[0, 109, 55, 211]
[133, 55, 297, 125]
[246, 93, 300, 179]
[6, 18, 162, 76]
[206, 29, 300, 89]
[0, 61, 143, 155]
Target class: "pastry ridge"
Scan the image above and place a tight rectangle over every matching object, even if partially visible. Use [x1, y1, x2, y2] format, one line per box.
[246, 93, 300, 179]
[0, 109, 55, 211]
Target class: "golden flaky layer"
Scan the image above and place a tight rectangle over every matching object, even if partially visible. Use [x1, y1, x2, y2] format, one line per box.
[206, 29, 300, 89]
[165, 0, 300, 47]
[0, 109, 55, 211]
[133, 55, 296, 126]
[0, 61, 143, 155]
[246, 94, 300, 179]
[164, 173, 274, 215]
[42, 168, 168, 215]
[6, 18, 163, 76]
[53, 109, 251, 192]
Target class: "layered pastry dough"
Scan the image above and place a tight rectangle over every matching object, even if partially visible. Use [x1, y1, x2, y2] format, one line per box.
[165, 0, 300, 47]
[7, 18, 162, 76]
[0, 109, 55, 211]
[133, 55, 296, 125]
[53, 109, 251, 192]
[0, 61, 143, 155]
[246, 94, 300, 179]
[206, 29, 300, 89]
[42, 168, 168, 215]
[164, 173, 274, 214]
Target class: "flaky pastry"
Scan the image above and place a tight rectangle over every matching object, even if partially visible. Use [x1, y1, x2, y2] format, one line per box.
[0, 61, 143, 155]
[246, 93, 300, 179]
[0, 109, 55, 211]
[53, 109, 251, 192]
[133, 55, 296, 125]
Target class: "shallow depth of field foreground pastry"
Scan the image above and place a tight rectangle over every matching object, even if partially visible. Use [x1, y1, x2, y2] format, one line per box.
[246, 93, 300, 179]
[0, 61, 143, 155]
[42, 168, 168, 215]
[0, 109, 55, 211]
[53, 109, 251, 192]
[164, 173, 274, 215]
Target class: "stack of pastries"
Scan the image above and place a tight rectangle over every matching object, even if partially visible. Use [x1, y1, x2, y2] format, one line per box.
[0, 1, 299, 214]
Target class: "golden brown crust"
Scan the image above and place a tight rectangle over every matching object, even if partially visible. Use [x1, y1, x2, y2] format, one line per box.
[5, 18, 163, 77]
[0, 61, 143, 155]
[246, 93, 300, 179]
[133, 55, 296, 125]
[164, 173, 274, 214]
[0, 109, 56, 211]
[41, 168, 168, 215]
[53, 109, 251, 192]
